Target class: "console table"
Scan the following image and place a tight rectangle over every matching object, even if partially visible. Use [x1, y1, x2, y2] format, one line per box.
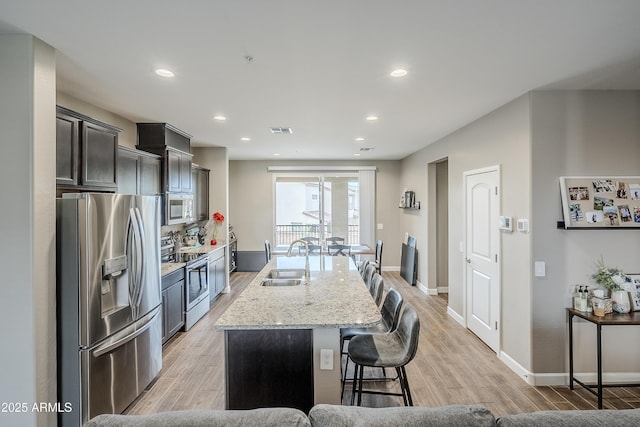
[567, 308, 640, 409]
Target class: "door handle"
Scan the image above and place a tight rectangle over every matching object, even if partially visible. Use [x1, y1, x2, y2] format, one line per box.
[465, 258, 471, 264]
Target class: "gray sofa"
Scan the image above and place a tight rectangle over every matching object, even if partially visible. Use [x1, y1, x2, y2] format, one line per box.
[84, 404, 640, 427]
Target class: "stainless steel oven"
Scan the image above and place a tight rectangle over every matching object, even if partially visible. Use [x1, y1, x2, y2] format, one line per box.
[184, 255, 209, 330]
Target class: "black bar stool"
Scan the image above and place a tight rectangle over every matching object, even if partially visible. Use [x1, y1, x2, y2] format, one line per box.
[340, 288, 403, 400]
[348, 305, 420, 406]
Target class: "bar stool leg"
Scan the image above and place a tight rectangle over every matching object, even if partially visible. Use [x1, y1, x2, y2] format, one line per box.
[357, 365, 365, 406]
[341, 354, 351, 400]
[401, 366, 413, 406]
[351, 362, 359, 406]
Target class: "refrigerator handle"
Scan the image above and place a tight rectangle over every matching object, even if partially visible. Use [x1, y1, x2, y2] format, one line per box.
[127, 208, 144, 318]
[133, 208, 146, 309]
[92, 306, 161, 358]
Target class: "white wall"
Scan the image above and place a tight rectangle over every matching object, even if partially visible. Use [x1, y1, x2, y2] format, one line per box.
[192, 146, 229, 241]
[0, 35, 57, 427]
[400, 94, 533, 371]
[531, 90, 640, 375]
[229, 160, 402, 267]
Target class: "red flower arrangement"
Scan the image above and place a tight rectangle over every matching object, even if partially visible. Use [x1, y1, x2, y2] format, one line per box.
[210, 212, 225, 245]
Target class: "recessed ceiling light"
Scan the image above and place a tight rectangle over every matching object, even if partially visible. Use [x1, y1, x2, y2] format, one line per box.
[353, 153, 361, 157]
[240, 137, 251, 141]
[273, 153, 280, 157]
[354, 137, 365, 142]
[212, 115, 227, 121]
[155, 69, 174, 78]
[365, 115, 378, 121]
[390, 69, 408, 77]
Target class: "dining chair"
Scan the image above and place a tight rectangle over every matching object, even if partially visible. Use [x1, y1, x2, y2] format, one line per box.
[349, 305, 420, 406]
[264, 240, 272, 263]
[327, 244, 351, 257]
[326, 236, 345, 246]
[370, 239, 383, 274]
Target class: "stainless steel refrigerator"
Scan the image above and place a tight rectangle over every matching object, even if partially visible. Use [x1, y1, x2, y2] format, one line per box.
[57, 193, 162, 426]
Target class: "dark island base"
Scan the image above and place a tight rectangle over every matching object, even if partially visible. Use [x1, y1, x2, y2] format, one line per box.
[225, 329, 314, 413]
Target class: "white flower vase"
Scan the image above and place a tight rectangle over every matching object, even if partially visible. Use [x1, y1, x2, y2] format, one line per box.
[611, 290, 631, 313]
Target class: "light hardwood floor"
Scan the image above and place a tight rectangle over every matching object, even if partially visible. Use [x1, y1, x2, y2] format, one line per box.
[126, 271, 640, 417]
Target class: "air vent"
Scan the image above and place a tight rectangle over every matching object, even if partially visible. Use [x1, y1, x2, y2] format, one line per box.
[360, 147, 375, 152]
[269, 127, 293, 135]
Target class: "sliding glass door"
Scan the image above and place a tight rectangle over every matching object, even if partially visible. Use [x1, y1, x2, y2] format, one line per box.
[274, 174, 360, 247]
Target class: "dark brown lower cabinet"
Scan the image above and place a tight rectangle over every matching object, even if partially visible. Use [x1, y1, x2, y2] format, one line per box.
[225, 329, 313, 413]
[162, 269, 185, 344]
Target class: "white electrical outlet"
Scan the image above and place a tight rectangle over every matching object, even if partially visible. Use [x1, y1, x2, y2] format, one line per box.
[320, 349, 333, 370]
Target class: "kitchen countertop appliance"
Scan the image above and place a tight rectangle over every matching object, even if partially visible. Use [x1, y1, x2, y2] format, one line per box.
[57, 193, 163, 426]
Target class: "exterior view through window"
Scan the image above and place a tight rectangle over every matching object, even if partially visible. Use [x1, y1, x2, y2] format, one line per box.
[274, 174, 360, 246]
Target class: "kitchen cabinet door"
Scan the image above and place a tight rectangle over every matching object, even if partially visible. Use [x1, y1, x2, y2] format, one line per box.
[192, 166, 210, 221]
[117, 147, 139, 195]
[139, 154, 161, 195]
[209, 250, 227, 302]
[117, 147, 161, 195]
[162, 279, 185, 344]
[56, 111, 80, 186]
[82, 121, 118, 188]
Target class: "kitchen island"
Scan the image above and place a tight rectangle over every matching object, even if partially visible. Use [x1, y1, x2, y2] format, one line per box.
[215, 255, 381, 412]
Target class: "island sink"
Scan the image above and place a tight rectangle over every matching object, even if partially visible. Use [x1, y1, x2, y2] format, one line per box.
[260, 278, 302, 286]
[260, 268, 307, 286]
[265, 268, 306, 279]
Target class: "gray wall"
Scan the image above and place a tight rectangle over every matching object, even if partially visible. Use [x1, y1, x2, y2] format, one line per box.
[400, 94, 533, 370]
[531, 90, 640, 374]
[0, 35, 57, 427]
[229, 160, 403, 268]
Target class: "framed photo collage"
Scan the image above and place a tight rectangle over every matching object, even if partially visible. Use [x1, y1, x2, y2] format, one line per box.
[559, 176, 640, 229]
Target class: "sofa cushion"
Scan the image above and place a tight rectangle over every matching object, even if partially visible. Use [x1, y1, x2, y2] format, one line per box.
[84, 407, 311, 427]
[496, 408, 640, 427]
[308, 404, 496, 427]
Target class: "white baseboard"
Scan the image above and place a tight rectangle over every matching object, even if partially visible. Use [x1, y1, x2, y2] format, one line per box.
[381, 265, 400, 272]
[447, 306, 465, 327]
[497, 351, 640, 386]
[437, 286, 449, 294]
[499, 351, 536, 385]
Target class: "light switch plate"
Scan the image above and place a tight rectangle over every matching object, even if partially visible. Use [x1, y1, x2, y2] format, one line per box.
[377, 223, 383, 230]
[320, 349, 333, 370]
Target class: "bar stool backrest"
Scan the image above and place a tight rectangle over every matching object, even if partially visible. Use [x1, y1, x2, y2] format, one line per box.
[358, 259, 370, 276]
[394, 305, 420, 366]
[380, 287, 404, 332]
[264, 240, 272, 263]
[369, 274, 384, 307]
[363, 264, 377, 289]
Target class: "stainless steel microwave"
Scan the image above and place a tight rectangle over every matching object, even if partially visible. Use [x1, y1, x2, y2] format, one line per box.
[165, 193, 194, 225]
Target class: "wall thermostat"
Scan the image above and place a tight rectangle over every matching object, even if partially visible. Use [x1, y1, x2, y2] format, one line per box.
[517, 219, 529, 233]
[498, 216, 513, 232]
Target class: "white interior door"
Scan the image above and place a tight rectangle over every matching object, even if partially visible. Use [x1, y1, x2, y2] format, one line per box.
[464, 167, 500, 353]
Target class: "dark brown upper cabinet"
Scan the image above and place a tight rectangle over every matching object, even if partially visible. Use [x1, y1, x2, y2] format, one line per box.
[192, 165, 210, 221]
[117, 146, 161, 195]
[56, 106, 120, 191]
[136, 123, 193, 194]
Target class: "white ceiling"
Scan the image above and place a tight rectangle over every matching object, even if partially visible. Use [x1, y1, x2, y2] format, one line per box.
[1, 1, 640, 160]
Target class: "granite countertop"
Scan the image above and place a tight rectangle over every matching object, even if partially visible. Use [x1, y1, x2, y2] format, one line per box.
[215, 255, 382, 330]
[160, 242, 226, 276]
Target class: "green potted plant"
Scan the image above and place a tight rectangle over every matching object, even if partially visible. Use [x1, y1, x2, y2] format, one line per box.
[592, 256, 631, 313]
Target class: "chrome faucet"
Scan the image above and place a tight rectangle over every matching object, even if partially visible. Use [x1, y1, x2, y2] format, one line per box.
[287, 239, 311, 284]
